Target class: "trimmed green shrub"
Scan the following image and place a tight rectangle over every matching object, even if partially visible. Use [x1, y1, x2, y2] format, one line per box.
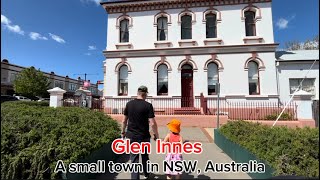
[265, 113, 293, 121]
[2, 101, 49, 107]
[219, 121, 319, 177]
[1, 101, 120, 179]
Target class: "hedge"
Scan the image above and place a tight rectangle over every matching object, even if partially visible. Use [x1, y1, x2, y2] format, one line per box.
[1, 101, 120, 179]
[219, 121, 319, 178]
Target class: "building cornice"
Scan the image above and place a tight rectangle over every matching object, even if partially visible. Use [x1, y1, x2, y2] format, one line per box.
[103, 43, 279, 58]
[101, 0, 272, 14]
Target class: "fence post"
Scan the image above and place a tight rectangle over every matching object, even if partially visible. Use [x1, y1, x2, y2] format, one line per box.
[292, 90, 313, 120]
[200, 93, 207, 115]
[47, 87, 66, 108]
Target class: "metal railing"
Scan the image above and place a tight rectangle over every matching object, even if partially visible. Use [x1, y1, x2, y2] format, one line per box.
[103, 97, 298, 120]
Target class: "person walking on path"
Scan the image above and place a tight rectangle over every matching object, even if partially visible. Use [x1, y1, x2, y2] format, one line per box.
[122, 85, 160, 179]
[163, 119, 183, 180]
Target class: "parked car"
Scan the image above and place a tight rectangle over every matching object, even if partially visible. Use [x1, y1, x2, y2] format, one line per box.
[15, 96, 32, 101]
[38, 98, 50, 102]
[1, 95, 18, 103]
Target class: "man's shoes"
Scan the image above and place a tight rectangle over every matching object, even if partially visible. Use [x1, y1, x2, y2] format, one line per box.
[144, 173, 156, 179]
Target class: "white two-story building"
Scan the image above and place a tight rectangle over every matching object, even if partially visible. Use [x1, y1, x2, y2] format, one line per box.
[101, 0, 280, 113]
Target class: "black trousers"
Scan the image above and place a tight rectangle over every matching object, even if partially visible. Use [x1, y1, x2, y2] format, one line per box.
[129, 137, 150, 180]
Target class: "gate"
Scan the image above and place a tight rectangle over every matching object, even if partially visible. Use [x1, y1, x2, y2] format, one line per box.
[92, 98, 104, 111]
[312, 100, 319, 127]
[62, 94, 104, 111]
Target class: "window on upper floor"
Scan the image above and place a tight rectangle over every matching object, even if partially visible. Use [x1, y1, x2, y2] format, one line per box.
[118, 65, 128, 96]
[289, 78, 316, 96]
[120, 19, 129, 43]
[248, 61, 260, 95]
[207, 63, 219, 95]
[181, 15, 192, 40]
[157, 17, 168, 41]
[69, 83, 77, 91]
[245, 11, 256, 36]
[54, 81, 64, 89]
[10, 73, 18, 83]
[157, 64, 168, 95]
[206, 13, 217, 38]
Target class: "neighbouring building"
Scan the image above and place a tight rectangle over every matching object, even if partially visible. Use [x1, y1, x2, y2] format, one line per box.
[276, 50, 319, 102]
[1, 59, 100, 97]
[101, 0, 280, 113]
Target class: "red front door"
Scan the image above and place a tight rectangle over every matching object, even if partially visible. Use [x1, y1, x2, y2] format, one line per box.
[181, 69, 194, 107]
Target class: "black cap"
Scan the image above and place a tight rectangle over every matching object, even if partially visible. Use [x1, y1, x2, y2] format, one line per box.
[138, 85, 148, 93]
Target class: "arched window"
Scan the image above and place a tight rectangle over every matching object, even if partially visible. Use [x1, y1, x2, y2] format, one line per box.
[181, 15, 192, 40]
[207, 63, 219, 95]
[206, 13, 217, 38]
[245, 11, 256, 36]
[120, 19, 129, 43]
[157, 17, 168, 41]
[157, 64, 168, 95]
[119, 65, 128, 95]
[248, 61, 260, 95]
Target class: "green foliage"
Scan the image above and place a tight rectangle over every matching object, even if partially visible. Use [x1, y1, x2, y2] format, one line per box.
[265, 113, 293, 121]
[1, 102, 120, 179]
[2, 101, 49, 107]
[219, 121, 319, 177]
[13, 67, 51, 98]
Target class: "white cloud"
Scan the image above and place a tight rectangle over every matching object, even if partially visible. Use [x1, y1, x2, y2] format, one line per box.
[276, 15, 296, 30]
[48, 33, 66, 44]
[1, 14, 24, 35]
[276, 18, 289, 29]
[85, 52, 92, 56]
[88, 45, 96, 50]
[81, 0, 101, 6]
[29, 32, 48, 40]
[1, 14, 11, 25]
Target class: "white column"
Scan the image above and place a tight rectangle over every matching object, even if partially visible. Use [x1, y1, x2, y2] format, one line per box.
[47, 87, 66, 108]
[292, 90, 313, 120]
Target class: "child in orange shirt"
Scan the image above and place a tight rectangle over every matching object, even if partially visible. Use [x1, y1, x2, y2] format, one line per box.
[164, 119, 183, 180]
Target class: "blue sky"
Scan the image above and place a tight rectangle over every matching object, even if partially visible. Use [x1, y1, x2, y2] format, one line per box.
[1, 0, 319, 89]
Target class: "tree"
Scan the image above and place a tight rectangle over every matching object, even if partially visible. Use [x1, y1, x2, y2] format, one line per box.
[285, 35, 319, 50]
[13, 67, 51, 98]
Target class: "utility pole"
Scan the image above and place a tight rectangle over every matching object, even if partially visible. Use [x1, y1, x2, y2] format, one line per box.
[216, 82, 221, 129]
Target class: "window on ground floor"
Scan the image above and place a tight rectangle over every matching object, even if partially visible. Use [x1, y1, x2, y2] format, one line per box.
[157, 64, 168, 95]
[289, 78, 316, 95]
[119, 65, 128, 96]
[207, 62, 219, 95]
[248, 61, 260, 95]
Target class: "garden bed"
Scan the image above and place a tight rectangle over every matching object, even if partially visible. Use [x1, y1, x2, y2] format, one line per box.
[1, 101, 120, 179]
[215, 121, 319, 178]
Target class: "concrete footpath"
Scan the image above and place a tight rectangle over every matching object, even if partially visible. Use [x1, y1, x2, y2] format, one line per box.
[98, 127, 251, 179]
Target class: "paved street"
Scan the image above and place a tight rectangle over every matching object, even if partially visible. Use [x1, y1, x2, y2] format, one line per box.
[98, 127, 251, 179]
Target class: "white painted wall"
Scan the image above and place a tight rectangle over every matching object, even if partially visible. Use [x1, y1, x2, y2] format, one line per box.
[106, 2, 274, 50]
[277, 62, 319, 101]
[104, 52, 278, 97]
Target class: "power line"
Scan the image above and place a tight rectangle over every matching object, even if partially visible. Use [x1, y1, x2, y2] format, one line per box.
[272, 59, 318, 127]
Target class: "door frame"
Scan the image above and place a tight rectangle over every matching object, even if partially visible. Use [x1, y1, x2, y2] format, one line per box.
[181, 65, 194, 107]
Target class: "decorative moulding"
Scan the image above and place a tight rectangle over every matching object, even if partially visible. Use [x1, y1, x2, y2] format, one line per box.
[178, 40, 197, 47]
[115, 43, 133, 50]
[241, 5, 262, 21]
[116, 14, 133, 28]
[243, 36, 264, 44]
[154, 11, 172, 26]
[204, 38, 223, 46]
[202, 8, 222, 23]
[154, 41, 172, 48]
[154, 56, 173, 72]
[178, 9, 196, 24]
